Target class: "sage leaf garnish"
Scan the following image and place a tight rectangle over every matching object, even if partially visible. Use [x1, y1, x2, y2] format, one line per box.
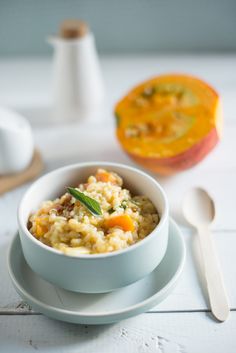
[67, 187, 102, 216]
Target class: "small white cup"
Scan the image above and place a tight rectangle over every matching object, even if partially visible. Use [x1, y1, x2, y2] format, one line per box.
[0, 107, 34, 175]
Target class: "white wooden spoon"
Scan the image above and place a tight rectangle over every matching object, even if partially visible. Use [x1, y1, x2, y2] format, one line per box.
[183, 187, 230, 322]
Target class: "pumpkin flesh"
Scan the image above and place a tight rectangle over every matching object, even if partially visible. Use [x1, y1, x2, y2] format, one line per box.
[115, 74, 222, 174]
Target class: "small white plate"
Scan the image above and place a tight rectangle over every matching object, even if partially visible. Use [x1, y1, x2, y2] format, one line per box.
[8, 219, 185, 325]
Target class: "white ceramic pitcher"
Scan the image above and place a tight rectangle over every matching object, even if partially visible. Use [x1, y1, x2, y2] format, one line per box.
[49, 25, 105, 123]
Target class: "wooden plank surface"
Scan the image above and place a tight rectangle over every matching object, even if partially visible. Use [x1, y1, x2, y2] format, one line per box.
[1, 312, 236, 353]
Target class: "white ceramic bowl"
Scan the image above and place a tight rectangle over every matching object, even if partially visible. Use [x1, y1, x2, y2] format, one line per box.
[18, 162, 169, 293]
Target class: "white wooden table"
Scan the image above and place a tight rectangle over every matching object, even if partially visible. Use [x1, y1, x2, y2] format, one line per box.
[0, 55, 236, 352]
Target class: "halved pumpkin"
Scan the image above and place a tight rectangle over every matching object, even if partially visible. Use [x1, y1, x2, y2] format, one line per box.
[115, 74, 223, 175]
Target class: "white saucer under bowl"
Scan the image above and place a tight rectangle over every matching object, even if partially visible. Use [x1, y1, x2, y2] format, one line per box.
[8, 218, 185, 325]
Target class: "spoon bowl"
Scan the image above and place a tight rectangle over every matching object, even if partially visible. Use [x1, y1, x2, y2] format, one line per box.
[183, 187, 215, 228]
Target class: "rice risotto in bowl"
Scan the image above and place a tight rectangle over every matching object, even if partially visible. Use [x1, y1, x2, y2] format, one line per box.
[28, 169, 159, 255]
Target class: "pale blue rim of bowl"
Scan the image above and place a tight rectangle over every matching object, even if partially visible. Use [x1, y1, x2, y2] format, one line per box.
[7, 219, 185, 318]
[18, 161, 169, 259]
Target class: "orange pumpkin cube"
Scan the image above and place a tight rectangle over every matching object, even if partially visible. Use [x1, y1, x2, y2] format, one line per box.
[104, 214, 135, 232]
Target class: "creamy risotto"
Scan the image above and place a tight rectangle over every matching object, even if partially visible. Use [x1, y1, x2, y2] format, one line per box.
[28, 169, 159, 255]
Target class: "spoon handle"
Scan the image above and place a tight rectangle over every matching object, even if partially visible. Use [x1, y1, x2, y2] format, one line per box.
[198, 226, 230, 321]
